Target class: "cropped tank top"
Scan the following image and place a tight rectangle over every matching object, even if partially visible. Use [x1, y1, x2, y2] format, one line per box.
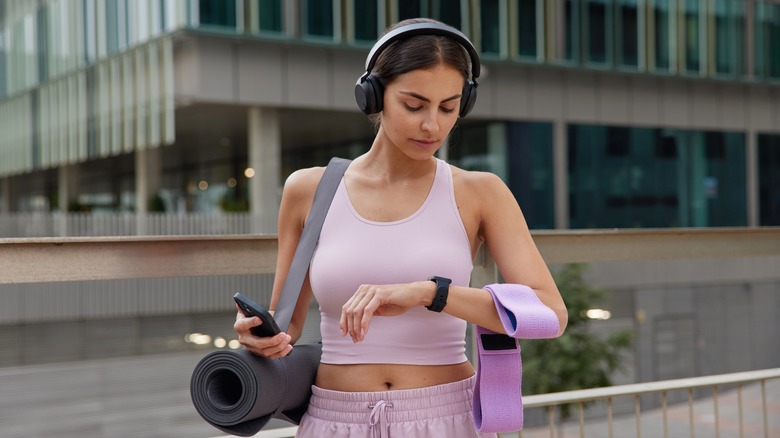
[309, 159, 473, 365]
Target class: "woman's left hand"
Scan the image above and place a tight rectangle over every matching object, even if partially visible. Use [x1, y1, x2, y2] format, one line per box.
[339, 281, 434, 343]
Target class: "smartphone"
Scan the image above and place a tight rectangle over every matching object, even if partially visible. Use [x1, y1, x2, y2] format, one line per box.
[233, 292, 281, 338]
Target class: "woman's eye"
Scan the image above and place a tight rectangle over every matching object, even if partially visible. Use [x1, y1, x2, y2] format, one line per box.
[440, 107, 456, 114]
[404, 104, 422, 112]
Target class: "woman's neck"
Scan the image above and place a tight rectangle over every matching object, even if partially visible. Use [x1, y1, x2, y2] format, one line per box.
[359, 131, 438, 182]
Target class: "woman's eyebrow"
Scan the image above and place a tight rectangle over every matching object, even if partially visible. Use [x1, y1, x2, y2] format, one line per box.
[399, 91, 461, 103]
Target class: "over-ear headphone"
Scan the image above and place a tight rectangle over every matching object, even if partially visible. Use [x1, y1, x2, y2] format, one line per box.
[354, 22, 481, 118]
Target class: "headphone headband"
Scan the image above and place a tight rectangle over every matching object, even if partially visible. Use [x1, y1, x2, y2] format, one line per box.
[362, 22, 481, 80]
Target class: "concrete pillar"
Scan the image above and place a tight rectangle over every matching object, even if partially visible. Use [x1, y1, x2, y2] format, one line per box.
[135, 146, 162, 235]
[248, 107, 281, 234]
[746, 130, 759, 227]
[553, 119, 569, 229]
[57, 164, 80, 236]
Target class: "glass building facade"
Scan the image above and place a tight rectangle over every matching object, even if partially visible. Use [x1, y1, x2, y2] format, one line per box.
[569, 126, 746, 228]
[0, 0, 779, 230]
[3, 0, 780, 97]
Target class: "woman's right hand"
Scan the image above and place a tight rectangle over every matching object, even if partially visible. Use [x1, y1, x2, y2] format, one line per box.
[233, 307, 293, 358]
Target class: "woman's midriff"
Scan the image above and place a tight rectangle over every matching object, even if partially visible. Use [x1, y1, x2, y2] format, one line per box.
[315, 361, 475, 392]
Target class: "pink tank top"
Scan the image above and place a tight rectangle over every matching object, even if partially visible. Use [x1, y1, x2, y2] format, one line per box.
[310, 159, 473, 365]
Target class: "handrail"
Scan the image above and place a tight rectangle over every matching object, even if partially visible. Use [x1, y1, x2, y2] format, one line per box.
[523, 367, 780, 407]
[1, 227, 778, 284]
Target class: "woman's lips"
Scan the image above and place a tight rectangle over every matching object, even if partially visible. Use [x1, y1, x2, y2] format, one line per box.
[412, 139, 438, 149]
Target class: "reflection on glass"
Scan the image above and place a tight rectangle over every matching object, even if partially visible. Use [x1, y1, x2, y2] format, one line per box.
[398, 0, 424, 21]
[304, 0, 334, 38]
[354, 0, 378, 41]
[517, 0, 538, 58]
[198, 0, 236, 29]
[565, 0, 580, 62]
[758, 134, 780, 226]
[258, 0, 283, 33]
[448, 122, 555, 229]
[585, 0, 610, 64]
[480, 0, 501, 54]
[434, 0, 462, 29]
[617, 0, 639, 68]
[713, 0, 744, 76]
[754, 1, 780, 79]
[653, 0, 671, 71]
[683, 0, 701, 73]
[569, 125, 746, 228]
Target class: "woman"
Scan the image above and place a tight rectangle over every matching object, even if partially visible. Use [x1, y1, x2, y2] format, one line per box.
[234, 18, 567, 437]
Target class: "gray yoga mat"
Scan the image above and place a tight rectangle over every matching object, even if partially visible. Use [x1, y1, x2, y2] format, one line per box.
[190, 344, 321, 437]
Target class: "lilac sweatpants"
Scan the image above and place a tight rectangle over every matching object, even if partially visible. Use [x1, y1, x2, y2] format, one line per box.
[296, 375, 497, 438]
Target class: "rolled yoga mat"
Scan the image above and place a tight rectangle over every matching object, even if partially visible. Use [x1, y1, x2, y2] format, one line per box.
[190, 344, 322, 437]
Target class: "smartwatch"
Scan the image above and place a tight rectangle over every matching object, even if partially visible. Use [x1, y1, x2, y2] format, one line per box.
[426, 276, 451, 312]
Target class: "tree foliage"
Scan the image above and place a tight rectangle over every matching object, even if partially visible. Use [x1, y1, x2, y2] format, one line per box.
[520, 264, 633, 418]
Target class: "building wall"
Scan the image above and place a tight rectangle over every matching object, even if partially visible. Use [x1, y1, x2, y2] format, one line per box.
[172, 34, 780, 131]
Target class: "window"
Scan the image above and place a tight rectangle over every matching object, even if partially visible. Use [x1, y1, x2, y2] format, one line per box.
[433, 0, 462, 29]
[398, 0, 425, 21]
[354, 0, 378, 42]
[105, 0, 120, 54]
[690, 131, 745, 227]
[393, 0, 465, 30]
[616, 0, 640, 68]
[651, 0, 672, 71]
[480, 0, 502, 55]
[0, 33, 6, 99]
[713, 0, 744, 76]
[258, 0, 283, 33]
[198, 0, 237, 29]
[302, 0, 335, 39]
[584, 0, 611, 65]
[36, 5, 49, 82]
[754, 1, 780, 79]
[682, 0, 701, 73]
[569, 125, 746, 228]
[758, 134, 780, 226]
[449, 121, 555, 229]
[517, 0, 539, 58]
[507, 122, 554, 229]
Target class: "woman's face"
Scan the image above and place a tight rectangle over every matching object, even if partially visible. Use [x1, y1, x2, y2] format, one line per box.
[379, 63, 464, 160]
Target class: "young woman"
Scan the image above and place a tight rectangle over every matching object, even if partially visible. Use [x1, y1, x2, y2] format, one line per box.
[234, 18, 567, 437]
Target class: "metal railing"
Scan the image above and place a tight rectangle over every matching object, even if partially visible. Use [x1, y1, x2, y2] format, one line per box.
[1, 227, 778, 438]
[519, 368, 780, 438]
[242, 368, 780, 438]
[0, 212, 276, 237]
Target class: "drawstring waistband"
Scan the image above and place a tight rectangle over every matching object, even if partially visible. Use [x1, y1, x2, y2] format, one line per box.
[306, 375, 476, 425]
[368, 400, 393, 438]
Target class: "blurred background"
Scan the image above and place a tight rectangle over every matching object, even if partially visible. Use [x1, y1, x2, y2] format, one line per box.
[0, 0, 778, 437]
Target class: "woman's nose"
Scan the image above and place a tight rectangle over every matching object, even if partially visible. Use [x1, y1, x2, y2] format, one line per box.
[421, 110, 440, 134]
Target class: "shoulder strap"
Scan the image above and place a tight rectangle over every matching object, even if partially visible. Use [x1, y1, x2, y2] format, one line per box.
[273, 157, 351, 332]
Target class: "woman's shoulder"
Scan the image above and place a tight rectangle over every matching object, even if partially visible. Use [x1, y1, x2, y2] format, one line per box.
[284, 166, 327, 198]
[279, 166, 329, 224]
[448, 163, 508, 198]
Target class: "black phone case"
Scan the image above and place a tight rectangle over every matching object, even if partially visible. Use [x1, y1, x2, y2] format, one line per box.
[233, 292, 281, 337]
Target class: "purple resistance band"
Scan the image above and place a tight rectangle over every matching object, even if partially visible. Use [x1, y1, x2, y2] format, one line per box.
[472, 284, 560, 433]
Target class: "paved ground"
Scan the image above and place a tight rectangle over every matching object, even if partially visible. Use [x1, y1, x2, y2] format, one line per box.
[0, 352, 776, 438]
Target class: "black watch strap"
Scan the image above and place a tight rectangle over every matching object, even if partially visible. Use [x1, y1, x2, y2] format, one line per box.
[426, 276, 451, 312]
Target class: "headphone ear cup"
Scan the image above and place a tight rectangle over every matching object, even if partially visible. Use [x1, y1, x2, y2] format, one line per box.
[459, 81, 478, 118]
[355, 74, 383, 115]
